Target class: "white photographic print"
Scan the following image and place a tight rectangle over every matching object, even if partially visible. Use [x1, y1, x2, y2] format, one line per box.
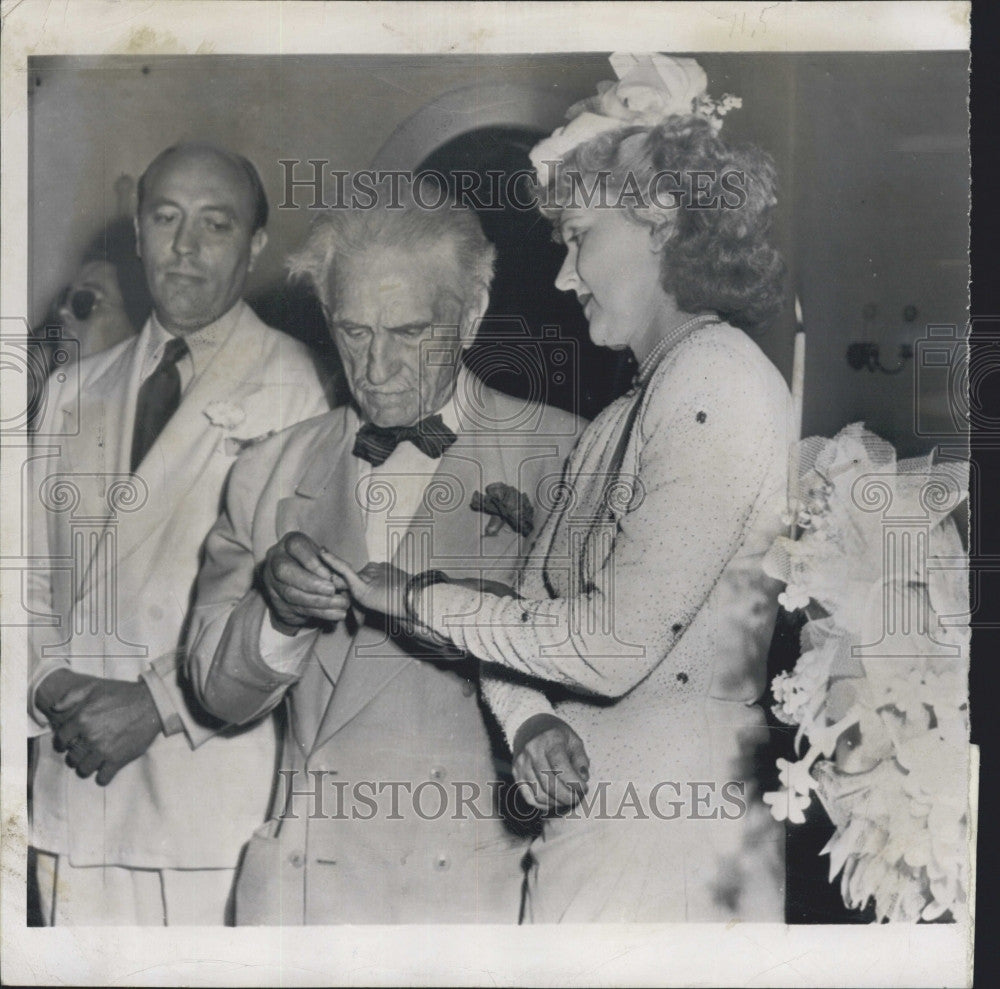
[0, 2, 975, 986]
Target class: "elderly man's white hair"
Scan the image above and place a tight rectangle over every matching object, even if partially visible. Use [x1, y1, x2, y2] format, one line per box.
[287, 188, 496, 314]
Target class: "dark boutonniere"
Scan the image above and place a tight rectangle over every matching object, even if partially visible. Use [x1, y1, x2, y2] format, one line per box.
[471, 482, 535, 537]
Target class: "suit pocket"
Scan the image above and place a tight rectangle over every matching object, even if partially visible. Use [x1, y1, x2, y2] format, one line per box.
[234, 822, 300, 925]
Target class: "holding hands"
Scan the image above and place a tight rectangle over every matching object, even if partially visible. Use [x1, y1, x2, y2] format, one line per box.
[261, 532, 352, 633]
[317, 552, 411, 624]
[269, 547, 594, 813]
[317, 552, 518, 627]
[322, 554, 593, 813]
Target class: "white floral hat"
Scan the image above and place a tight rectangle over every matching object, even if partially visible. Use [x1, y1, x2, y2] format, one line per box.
[530, 53, 741, 185]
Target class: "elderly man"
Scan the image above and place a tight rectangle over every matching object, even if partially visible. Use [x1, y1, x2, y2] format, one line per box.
[28, 142, 328, 925]
[186, 194, 589, 923]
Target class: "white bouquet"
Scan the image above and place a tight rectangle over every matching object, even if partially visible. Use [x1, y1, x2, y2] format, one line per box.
[762, 423, 971, 923]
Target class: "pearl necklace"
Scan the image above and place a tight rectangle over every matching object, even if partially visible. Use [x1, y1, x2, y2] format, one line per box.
[633, 313, 719, 388]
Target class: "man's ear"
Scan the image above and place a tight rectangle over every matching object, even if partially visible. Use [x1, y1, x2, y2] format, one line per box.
[248, 229, 268, 272]
[459, 285, 490, 347]
[133, 215, 142, 259]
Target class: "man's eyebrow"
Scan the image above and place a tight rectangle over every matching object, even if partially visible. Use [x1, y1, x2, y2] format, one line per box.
[330, 319, 371, 331]
[198, 204, 240, 219]
[142, 198, 240, 219]
[385, 320, 432, 334]
[143, 195, 180, 211]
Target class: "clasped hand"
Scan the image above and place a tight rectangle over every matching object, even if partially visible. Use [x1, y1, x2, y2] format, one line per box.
[261, 532, 352, 632]
[513, 715, 591, 813]
[36, 669, 162, 786]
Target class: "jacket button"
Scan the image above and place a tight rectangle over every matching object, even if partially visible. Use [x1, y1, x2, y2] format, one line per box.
[460, 679, 475, 697]
[434, 855, 450, 872]
[289, 852, 304, 868]
[429, 766, 446, 781]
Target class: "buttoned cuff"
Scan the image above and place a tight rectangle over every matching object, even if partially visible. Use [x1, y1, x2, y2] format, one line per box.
[144, 650, 219, 747]
[140, 667, 184, 736]
[29, 660, 71, 734]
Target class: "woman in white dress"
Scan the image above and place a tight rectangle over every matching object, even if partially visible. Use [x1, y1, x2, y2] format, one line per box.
[331, 54, 794, 922]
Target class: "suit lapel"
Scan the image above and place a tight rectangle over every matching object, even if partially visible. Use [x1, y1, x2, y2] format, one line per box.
[309, 388, 521, 752]
[73, 333, 146, 483]
[65, 338, 146, 597]
[281, 414, 369, 685]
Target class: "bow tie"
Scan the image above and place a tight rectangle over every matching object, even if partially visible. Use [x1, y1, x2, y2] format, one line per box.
[352, 413, 457, 467]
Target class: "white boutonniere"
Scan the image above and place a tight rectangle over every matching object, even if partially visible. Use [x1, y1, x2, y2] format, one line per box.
[203, 400, 276, 456]
[204, 401, 246, 430]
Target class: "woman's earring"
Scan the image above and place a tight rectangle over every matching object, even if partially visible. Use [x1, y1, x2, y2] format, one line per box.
[649, 223, 672, 252]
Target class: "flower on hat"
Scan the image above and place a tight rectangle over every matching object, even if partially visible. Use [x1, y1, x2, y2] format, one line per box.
[530, 53, 741, 184]
[581, 53, 710, 125]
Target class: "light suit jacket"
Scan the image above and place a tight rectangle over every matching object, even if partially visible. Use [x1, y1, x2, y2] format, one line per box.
[186, 386, 581, 923]
[27, 302, 328, 869]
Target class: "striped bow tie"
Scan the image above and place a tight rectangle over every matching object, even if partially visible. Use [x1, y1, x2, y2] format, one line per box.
[352, 413, 457, 466]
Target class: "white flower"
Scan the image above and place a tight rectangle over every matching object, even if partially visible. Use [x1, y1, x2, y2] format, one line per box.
[599, 53, 709, 124]
[530, 53, 735, 182]
[204, 401, 246, 430]
[776, 757, 816, 796]
[763, 422, 971, 922]
[763, 787, 812, 824]
[778, 585, 811, 612]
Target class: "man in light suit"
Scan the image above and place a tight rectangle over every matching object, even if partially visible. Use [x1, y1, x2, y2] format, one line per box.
[28, 142, 328, 925]
[186, 195, 590, 923]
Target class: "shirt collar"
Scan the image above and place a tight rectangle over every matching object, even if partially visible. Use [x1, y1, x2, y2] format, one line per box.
[436, 365, 465, 435]
[352, 364, 467, 472]
[144, 299, 245, 380]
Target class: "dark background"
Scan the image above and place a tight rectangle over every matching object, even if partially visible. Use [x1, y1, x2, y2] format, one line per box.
[970, 2, 998, 984]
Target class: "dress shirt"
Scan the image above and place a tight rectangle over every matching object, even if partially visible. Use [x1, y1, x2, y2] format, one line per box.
[140, 302, 243, 395]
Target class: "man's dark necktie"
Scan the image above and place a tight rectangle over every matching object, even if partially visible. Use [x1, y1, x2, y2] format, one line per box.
[130, 336, 189, 472]
[352, 413, 457, 467]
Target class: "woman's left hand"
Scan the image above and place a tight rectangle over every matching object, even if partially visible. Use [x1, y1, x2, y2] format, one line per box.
[319, 552, 411, 621]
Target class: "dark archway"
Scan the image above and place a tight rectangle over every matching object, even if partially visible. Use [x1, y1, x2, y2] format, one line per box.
[419, 126, 634, 421]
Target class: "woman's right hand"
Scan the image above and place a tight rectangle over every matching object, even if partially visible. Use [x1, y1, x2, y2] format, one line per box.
[512, 715, 591, 811]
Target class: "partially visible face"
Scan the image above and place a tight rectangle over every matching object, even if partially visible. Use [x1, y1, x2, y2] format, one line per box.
[136, 148, 266, 334]
[57, 260, 136, 360]
[554, 205, 666, 352]
[326, 245, 473, 427]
